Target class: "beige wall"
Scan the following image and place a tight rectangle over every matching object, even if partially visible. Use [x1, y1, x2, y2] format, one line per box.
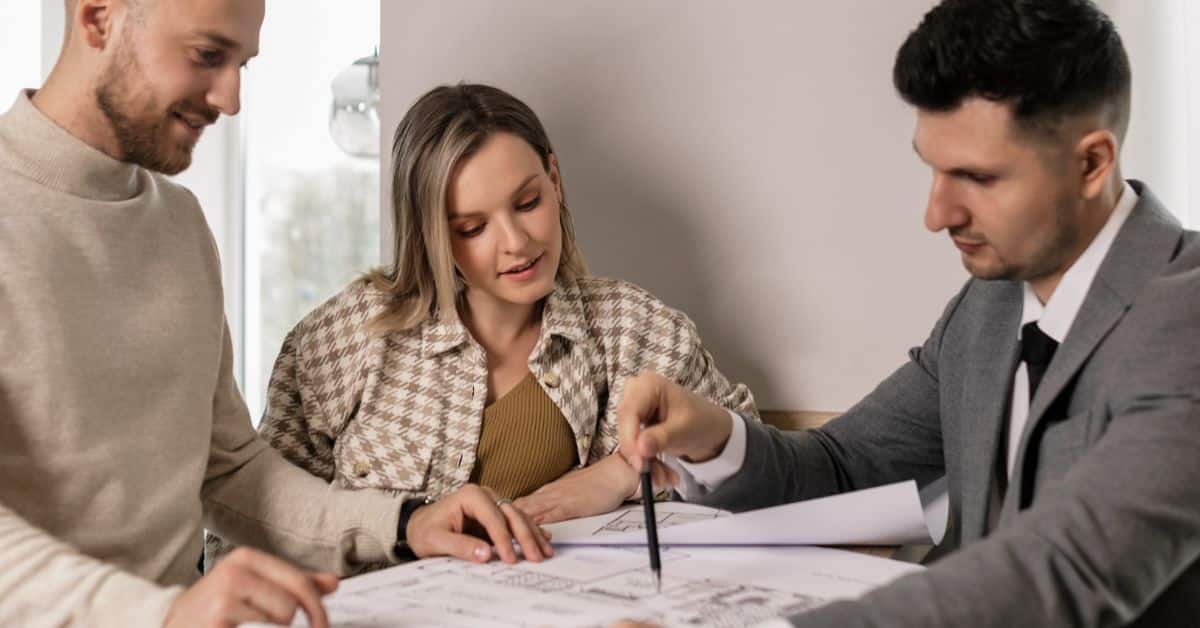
[1099, 0, 1195, 226]
[379, 0, 966, 411]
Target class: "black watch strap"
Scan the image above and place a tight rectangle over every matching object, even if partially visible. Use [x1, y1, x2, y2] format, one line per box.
[394, 496, 434, 560]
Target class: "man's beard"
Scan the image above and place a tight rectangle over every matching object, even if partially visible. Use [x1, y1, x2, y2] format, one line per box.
[94, 41, 216, 175]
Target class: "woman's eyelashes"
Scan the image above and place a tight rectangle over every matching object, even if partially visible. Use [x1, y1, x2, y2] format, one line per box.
[458, 223, 485, 238]
[516, 195, 541, 212]
[455, 195, 542, 238]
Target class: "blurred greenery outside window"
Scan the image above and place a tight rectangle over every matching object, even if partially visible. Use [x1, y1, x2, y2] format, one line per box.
[243, 1, 380, 422]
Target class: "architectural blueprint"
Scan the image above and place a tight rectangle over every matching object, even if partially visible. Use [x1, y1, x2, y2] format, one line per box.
[270, 545, 922, 628]
[596, 508, 720, 534]
[542, 501, 729, 541]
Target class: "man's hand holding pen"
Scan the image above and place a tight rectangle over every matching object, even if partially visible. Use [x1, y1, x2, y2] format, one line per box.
[616, 371, 734, 484]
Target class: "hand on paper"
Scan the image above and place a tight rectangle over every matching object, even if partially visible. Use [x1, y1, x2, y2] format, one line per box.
[616, 371, 732, 486]
[514, 452, 640, 524]
[407, 484, 554, 564]
[164, 547, 337, 628]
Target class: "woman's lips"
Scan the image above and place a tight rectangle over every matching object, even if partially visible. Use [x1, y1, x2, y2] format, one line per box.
[500, 254, 542, 280]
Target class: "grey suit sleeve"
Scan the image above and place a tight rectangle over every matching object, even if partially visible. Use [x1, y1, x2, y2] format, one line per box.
[786, 269, 1200, 628]
[691, 284, 962, 512]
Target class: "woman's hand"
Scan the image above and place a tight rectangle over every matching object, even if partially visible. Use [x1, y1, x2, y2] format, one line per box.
[406, 484, 554, 564]
[514, 452, 640, 524]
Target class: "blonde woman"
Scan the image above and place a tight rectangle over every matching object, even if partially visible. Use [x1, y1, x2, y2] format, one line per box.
[251, 83, 757, 550]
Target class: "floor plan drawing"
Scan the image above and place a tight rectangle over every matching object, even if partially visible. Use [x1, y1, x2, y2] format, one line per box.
[542, 502, 730, 543]
[265, 545, 922, 628]
[593, 507, 725, 536]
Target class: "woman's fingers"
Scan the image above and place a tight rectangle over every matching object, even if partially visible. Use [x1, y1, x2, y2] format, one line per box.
[499, 501, 550, 561]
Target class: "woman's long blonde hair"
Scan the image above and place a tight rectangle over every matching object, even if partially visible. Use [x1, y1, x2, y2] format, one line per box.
[367, 84, 588, 332]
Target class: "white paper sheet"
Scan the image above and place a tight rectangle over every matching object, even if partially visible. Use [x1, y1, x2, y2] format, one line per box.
[259, 545, 923, 628]
[549, 480, 946, 547]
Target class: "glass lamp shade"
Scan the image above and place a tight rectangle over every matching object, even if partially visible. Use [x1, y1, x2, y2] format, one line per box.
[329, 52, 380, 159]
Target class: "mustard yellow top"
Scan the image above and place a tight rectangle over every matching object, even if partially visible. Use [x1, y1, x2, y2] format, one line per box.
[469, 373, 579, 499]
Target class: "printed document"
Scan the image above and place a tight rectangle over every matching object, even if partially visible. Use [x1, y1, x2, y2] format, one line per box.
[264, 545, 922, 627]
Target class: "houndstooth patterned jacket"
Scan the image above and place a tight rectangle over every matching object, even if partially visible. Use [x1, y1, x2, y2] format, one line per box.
[256, 275, 759, 500]
[207, 276, 758, 567]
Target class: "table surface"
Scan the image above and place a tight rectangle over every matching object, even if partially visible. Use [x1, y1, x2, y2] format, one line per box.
[836, 545, 898, 559]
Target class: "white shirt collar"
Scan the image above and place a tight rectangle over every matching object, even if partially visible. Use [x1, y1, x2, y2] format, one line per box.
[1020, 180, 1139, 342]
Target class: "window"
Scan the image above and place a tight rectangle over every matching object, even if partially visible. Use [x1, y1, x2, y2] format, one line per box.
[237, 2, 382, 420]
[0, 2, 46, 102]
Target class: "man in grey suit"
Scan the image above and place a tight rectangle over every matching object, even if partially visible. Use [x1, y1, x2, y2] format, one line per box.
[616, 1, 1200, 626]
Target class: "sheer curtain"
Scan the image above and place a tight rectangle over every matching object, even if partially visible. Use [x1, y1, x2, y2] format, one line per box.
[1103, 0, 1199, 227]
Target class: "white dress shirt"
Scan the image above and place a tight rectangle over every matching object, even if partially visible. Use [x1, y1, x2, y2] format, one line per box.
[666, 408, 749, 499]
[1003, 181, 1137, 475]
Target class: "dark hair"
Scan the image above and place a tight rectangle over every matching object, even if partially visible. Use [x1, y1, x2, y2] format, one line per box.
[893, 0, 1131, 139]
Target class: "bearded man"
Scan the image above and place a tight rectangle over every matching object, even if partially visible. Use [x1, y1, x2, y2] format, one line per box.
[0, 2, 551, 627]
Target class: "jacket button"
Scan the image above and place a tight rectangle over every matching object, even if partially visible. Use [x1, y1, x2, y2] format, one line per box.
[353, 461, 370, 478]
[542, 372, 561, 388]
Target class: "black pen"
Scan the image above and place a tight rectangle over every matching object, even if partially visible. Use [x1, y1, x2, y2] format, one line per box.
[640, 465, 662, 593]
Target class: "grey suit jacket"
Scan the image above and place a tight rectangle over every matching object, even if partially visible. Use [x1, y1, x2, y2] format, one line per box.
[698, 181, 1200, 627]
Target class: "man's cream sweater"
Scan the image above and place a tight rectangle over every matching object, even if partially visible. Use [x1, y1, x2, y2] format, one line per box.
[0, 92, 402, 627]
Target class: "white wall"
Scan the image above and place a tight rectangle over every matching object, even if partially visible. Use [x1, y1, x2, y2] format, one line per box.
[1100, 0, 1197, 227]
[380, 1, 967, 412]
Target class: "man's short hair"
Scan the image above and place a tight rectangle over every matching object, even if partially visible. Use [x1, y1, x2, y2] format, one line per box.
[893, 0, 1132, 140]
[65, 0, 146, 33]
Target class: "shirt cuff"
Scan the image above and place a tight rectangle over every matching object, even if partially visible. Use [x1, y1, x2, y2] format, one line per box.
[670, 409, 747, 499]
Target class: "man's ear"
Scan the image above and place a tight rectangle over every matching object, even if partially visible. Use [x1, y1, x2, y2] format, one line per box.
[75, 0, 117, 51]
[1075, 129, 1118, 201]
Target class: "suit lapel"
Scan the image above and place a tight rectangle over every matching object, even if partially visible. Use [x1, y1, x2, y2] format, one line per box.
[1021, 290, 1123, 430]
[959, 282, 1022, 541]
[1007, 182, 1183, 510]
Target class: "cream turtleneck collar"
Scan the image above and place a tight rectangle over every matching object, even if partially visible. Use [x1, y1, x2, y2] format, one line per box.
[0, 90, 144, 202]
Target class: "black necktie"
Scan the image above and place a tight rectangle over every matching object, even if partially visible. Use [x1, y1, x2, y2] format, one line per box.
[1020, 321, 1059, 401]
